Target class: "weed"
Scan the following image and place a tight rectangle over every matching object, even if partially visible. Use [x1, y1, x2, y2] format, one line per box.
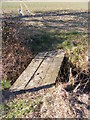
[1, 80, 11, 90]
[2, 98, 43, 118]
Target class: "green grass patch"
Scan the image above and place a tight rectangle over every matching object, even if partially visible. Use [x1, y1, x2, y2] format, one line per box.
[2, 98, 43, 118]
[27, 30, 87, 53]
[1, 80, 11, 90]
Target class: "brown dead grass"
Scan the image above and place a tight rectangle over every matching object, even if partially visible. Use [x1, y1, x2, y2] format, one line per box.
[2, 20, 34, 84]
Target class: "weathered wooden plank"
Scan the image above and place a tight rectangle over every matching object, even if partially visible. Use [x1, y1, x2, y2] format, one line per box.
[42, 50, 64, 85]
[11, 50, 64, 91]
[26, 51, 56, 89]
[26, 50, 64, 89]
[10, 52, 48, 90]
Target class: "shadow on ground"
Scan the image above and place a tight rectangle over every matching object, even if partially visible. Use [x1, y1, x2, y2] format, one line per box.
[2, 83, 55, 102]
[2, 10, 88, 100]
[2, 10, 87, 53]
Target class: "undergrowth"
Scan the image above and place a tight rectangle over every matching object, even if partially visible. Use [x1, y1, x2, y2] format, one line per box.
[1, 11, 89, 119]
[1, 98, 43, 118]
[56, 39, 89, 93]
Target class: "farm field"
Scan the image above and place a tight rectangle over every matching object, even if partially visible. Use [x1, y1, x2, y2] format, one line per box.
[1, 2, 89, 119]
[2, 2, 88, 13]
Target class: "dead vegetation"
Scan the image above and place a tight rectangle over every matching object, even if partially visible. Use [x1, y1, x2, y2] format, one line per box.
[55, 47, 89, 93]
[2, 20, 34, 85]
[41, 85, 89, 118]
[1, 9, 89, 118]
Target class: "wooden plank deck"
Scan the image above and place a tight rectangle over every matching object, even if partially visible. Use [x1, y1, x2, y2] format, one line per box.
[10, 50, 64, 91]
[10, 52, 48, 90]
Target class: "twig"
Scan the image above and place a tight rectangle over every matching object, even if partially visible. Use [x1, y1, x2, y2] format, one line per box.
[73, 82, 81, 93]
[82, 78, 90, 92]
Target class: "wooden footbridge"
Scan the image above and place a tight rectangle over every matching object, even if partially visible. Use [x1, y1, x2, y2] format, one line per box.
[10, 50, 64, 91]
